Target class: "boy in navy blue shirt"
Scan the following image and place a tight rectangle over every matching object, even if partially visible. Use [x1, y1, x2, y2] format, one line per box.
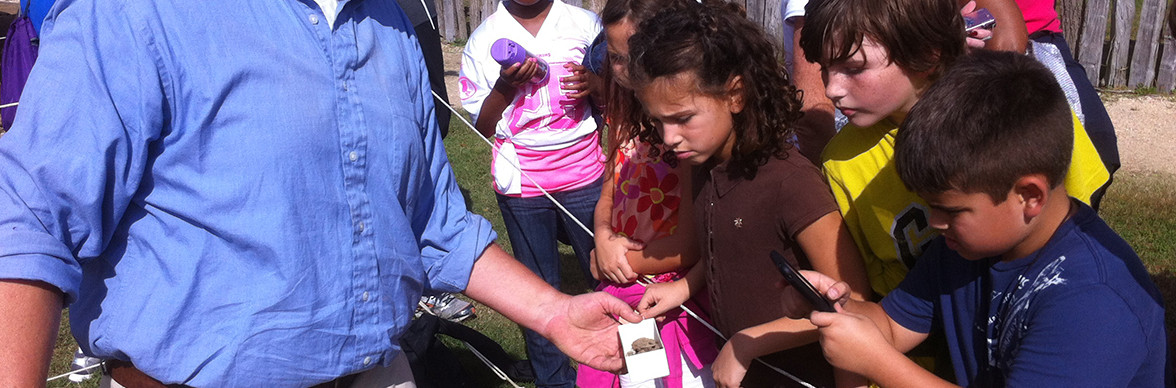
[784, 50, 1169, 387]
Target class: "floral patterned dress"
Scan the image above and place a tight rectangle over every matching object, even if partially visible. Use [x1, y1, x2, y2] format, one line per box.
[610, 140, 682, 243]
[576, 140, 718, 388]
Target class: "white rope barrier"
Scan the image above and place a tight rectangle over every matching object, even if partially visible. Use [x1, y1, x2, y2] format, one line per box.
[432, 90, 595, 238]
[46, 361, 102, 382]
[434, 93, 819, 388]
[463, 342, 524, 388]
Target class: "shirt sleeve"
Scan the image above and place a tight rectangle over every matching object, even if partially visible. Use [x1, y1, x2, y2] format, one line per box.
[776, 156, 838, 239]
[782, 0, 808, 23]
[1065, 111, 1110, 206]
[412, 31, 498, 293]
[458, 32, 495, 124]
[879, 240, 944, 334]
[1002, 284, 1150, 386]
[0, 0, 165, 304]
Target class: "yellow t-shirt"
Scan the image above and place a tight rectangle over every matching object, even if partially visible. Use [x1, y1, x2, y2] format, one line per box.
[822, 113, 1109, 297]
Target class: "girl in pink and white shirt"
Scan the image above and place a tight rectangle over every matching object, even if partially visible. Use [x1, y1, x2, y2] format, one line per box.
[460, 0, 604, 386]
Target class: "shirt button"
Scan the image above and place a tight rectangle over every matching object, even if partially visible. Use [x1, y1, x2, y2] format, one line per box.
[358, 222, 365, 232]
[349, 151, 359, 162]
[343, 81, 350, 91]
[363, 356, 372, 365]
[362, 291, 370, 302]
[309, 14, 319, 24]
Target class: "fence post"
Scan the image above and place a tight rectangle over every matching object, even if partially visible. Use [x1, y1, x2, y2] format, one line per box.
[457, 0, 469, 41]
[1158, 24, 1176, 92]
[482, 0, 496, 27]
[440, 0, 458, 41]
[1106, 0, 1134, 86]
[1127, 0, 1169, 87]
[1076, 0, 1110, 85]
[1058, 0, 1086, 51]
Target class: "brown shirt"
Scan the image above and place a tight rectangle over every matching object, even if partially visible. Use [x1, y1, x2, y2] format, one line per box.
[694, 147, 838, 387]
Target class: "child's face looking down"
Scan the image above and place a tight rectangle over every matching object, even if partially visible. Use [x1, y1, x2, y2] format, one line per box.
[636, 72, 743, 165]
[605, 18, 637, 88]
[822, 37, 929, 127]
[922, 188, 1030, 261]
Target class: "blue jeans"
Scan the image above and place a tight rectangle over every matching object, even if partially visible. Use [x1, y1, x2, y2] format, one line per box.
[496, 178, 601, 388]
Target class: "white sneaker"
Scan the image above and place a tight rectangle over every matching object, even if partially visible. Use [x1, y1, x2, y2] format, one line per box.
[68, 348, 101, 383]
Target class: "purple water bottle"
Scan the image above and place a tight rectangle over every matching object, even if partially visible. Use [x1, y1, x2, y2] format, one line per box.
[491, 38, 549, 83]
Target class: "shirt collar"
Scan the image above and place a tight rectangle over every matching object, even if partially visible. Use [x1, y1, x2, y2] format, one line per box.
[705, 159, 743, 197]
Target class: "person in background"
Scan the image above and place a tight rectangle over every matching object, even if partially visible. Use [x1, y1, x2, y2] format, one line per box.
[459, 0, 605, 386]
[576, 0, 720, 386]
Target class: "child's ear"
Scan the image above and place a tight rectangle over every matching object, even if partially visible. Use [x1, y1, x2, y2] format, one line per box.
[726, 76, 745, 114]
[1013, 174, 1050, 219]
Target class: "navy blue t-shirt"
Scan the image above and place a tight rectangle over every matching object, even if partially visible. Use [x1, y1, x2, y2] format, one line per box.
[882, 200, 1169, 387]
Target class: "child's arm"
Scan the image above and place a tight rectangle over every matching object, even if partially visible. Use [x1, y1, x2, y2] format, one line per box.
[635, 257, 707, 318]
[591, 158, 644, 283]
[810, 302, 953, 387]
[594, 160, 698, 282]
[969, 0, 1027, 53]
[558, 63, 604, 102]
[472, 59, 545, 138]
[712, 318, 819, 388]
[713, 211, 872, 387]
[796, 211, 873, 301]
[785, 271, 953, 387]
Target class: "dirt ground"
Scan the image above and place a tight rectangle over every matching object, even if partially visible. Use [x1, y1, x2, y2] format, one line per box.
[441, 43, 1176, 178]
[1103, 95, 1176, 176]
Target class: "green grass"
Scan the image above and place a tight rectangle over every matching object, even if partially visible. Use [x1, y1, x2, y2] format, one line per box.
[46, 112, 1176, 387]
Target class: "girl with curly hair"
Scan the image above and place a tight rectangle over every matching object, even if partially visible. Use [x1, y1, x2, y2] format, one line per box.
[628, 2, 872, 387]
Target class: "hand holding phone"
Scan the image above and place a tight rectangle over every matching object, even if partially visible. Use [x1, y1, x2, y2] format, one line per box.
[963, 8, 996, 32]
[770, 251, 836, 313]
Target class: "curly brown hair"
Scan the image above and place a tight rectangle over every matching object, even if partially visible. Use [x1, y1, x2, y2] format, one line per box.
[626, 0, 804, 179]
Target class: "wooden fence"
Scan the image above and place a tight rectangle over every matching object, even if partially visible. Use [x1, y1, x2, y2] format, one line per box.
[437, 0, 1175, 92]
[1063, 0, 1174, 91]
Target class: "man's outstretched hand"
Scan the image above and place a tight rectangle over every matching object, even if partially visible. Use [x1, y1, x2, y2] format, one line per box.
[539, 292, 643, 372]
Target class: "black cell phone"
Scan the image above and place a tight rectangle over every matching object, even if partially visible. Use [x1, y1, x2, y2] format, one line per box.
[770, 250, 836, 313]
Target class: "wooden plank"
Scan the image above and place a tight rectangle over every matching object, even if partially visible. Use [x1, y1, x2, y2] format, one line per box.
[1156, 20, 1176, 91]
[482, 0, 495, 25]
[440, 0, 457, 42]
[1106, 0, 1135, 86]
[1058, 0, 1086, 51]
[1128, 0, 1167, 87]
[762, 0, 784, 49]
[455, 0, 468, 41]
[1076, 0, 1110, 85]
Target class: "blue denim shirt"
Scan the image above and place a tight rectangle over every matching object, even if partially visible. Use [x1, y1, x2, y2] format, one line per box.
[0, 0, 496, 385]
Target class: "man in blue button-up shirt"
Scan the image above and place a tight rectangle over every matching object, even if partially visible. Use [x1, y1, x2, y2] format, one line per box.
[0, 0, 640, 386]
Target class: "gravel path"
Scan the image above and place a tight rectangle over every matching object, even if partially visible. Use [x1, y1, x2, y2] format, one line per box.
[1104, 95, 1176, 177]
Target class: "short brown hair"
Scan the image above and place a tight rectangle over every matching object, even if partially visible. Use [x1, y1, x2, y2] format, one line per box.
[894, 51, 1073, 203]
[799, 0, 966, 81]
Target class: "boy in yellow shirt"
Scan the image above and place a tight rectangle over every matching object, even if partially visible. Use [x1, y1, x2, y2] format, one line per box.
[798, 0, 1109, 298]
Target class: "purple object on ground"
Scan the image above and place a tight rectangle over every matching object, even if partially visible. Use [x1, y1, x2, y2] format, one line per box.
[490, 38, 548, 83]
